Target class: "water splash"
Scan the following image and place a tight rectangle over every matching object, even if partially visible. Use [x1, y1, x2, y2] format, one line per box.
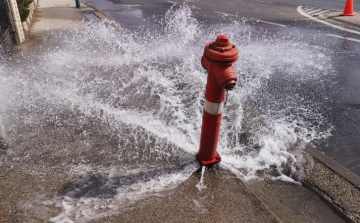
[0, 4, 336, 222]
[195, 166, 207, 191]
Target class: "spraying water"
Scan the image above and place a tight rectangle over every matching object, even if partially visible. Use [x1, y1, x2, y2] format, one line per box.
[0, 5, 335, 222]
[195, 166, 207, 191]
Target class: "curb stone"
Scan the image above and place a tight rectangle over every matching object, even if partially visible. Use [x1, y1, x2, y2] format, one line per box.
[81, 1, 123, 29]
[304, 145, 360, 222]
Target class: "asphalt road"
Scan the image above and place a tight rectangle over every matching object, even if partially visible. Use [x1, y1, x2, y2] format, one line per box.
[271, 0, 360, 11]
[86, 0, 360, 175]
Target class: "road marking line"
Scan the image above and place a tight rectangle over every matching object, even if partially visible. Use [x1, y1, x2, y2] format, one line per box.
[214, 11, 236, 17]
[256, 0, 274, 3]
[297, 6, 360, 36]
[304, 7, 314, 12]
[258, 20, 287, 27]
[315, 10, 330, 15]
[167, 1, 200, 9]
[327, 34, 360, 43]
[190, 5, 200, 9]
[307, 8, 322, 14]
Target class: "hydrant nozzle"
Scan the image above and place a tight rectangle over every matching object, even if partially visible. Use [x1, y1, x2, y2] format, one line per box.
[197, 35, 238, 166]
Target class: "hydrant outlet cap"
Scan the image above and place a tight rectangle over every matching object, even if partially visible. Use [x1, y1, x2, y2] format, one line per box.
[204, 35, 238, 63]
[216, 35, 230, 47]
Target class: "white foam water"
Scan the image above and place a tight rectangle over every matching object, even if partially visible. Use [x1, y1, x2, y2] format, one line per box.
[42, 163, 198, 223]
[195, 166, 207, 191]
[0, 4, 336, 222]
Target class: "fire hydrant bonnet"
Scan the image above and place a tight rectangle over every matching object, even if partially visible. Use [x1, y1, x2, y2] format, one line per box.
[203, 35, 238, 63]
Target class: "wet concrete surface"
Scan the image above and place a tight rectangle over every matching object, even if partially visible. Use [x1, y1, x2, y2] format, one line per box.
[0, 162, 277, 222]
[248, 179, 348, 223]
[0, 163, 72, 223]
[89, 168, 279, 223]
[1, 152, 354, 223]
[0, 105, 194, 222]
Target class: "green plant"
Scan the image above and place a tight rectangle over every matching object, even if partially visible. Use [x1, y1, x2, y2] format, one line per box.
[17, 0, 33, 22]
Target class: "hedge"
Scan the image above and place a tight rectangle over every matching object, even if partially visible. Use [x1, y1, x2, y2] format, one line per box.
[17, 0, 33, 22]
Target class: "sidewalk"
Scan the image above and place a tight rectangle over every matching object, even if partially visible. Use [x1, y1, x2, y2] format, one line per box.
[319, 11, 360, 33]
[3, 0, 358, 222]
[30, 0, 83, 39]
[28, 0, 104, 43]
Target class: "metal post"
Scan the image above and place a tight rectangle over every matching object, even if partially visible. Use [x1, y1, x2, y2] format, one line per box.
[75, 0, 80, 8]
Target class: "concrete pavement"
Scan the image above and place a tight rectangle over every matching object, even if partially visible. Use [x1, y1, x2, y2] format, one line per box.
[3, 0, 359, 222]
[29, 0, 84, 39]
[28, 0, 109, 43]
[298, 5, 360, 34]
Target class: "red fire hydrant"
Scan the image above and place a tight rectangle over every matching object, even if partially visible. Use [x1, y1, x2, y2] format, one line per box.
[197, 35, 238, 166]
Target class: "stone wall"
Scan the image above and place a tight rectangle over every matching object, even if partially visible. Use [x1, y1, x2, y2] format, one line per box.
[2, 0, 39, 45]
[20, 0, 38, 33]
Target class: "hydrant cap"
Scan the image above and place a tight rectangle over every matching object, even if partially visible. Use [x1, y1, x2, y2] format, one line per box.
[204, 35, 238, 63]
[216, 35, 230, 47]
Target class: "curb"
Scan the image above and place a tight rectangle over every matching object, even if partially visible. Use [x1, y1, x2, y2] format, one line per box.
[305, 145, 360, 189]
[297, 6, 360, 36]
[304, 145, 360, 222]
[318, 13, 360, 33]
[329, 16, 360, 31]
[81, 1, 123, 29]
